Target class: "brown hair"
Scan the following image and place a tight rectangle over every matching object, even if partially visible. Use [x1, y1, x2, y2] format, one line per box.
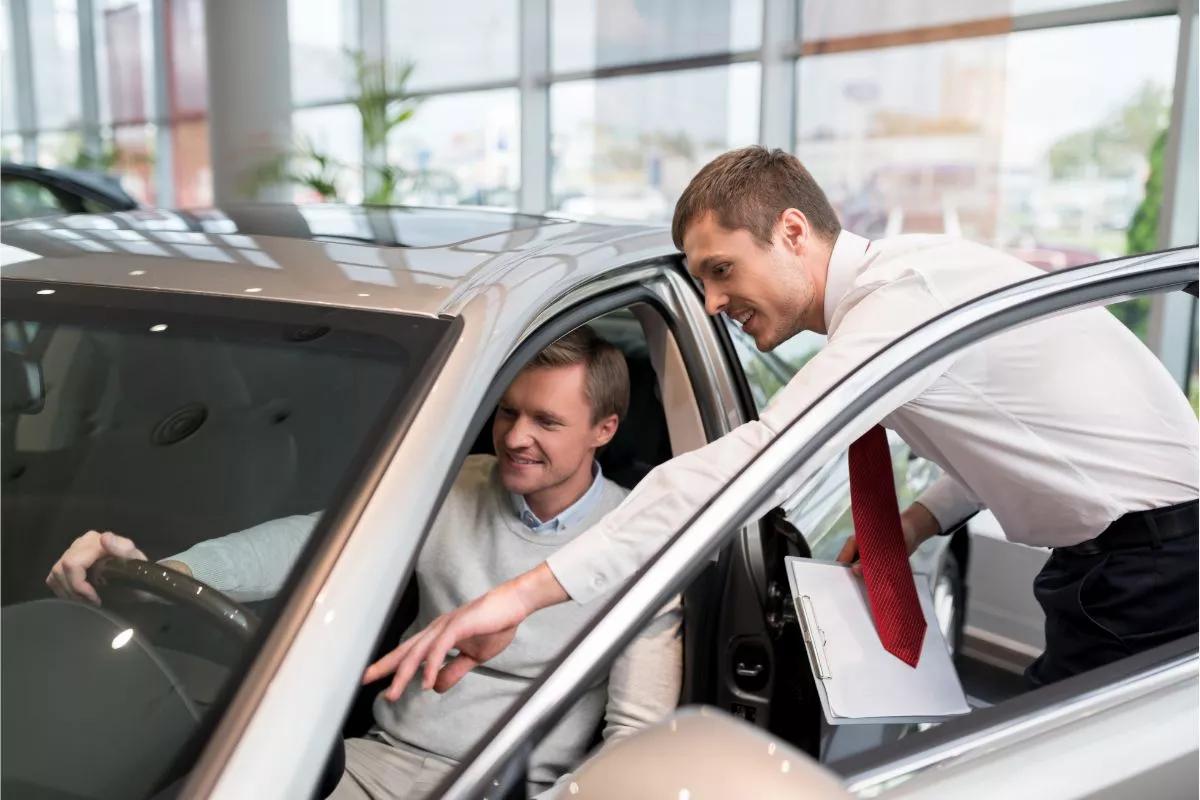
[525, 325, 629, 424]
[671, 146, 841, 250]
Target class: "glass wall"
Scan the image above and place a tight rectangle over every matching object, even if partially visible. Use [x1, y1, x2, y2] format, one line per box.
[796, 14, 1180, 340]
[4, 0, 209, 206]
[551, 64, 760, 219]
[386, 0, 518, 91]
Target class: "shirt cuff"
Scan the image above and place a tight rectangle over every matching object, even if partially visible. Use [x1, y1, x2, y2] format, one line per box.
[915, 477, 983, 534]
[545, 525, 619, 605]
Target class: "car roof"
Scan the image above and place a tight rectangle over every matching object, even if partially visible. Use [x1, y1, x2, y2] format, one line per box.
[0, 204, 676, 318]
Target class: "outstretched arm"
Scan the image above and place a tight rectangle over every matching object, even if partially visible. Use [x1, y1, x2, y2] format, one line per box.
[363, 562, 568, 696]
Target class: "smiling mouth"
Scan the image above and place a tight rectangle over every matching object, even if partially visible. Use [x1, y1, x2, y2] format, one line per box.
[731, 308, 755, 328]
[504, 452, 543, 468]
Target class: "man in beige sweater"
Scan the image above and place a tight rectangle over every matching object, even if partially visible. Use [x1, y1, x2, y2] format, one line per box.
[49, 327, 682, 798]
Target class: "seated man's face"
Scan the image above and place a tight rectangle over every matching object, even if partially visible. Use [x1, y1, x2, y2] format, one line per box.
[492, 362, 618, 497]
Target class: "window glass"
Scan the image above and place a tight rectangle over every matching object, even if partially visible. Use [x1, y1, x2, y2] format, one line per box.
[2, 0, 17, 134]
[796, 16, 1179, 341]
[111, 123, 157, 204]
[552, 0, 761, 73]
[171, 119, 211, 208]
[386, 0, 517, 90]
[166, 0, 207, 118]
[288, 0, 358, 104]
[291, 104, 363, 203]
[98, 0, 153, 126]
[29, 0, 82, 130]
[2, 134, 23, 161]
[725, 318, 794, 410]
[0, 286, 451, 798]
[801, 0, 1135, 43]
[388, 88, 519, 208]
[1, 176, 71, 219]
[551, 63, 760, 221]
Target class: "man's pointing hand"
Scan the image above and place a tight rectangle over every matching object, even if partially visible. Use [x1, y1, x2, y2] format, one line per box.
[363, 562, 569, 698]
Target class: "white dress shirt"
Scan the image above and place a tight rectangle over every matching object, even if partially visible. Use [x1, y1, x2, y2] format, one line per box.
[547, 230, 1199, 603]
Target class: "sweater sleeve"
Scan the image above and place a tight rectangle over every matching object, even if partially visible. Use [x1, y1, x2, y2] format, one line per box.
[532, 597, 683, 800]
[167, 512, 321, 602]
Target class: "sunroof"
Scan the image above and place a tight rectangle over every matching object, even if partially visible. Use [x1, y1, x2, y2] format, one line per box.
[219, 205, 559, 248]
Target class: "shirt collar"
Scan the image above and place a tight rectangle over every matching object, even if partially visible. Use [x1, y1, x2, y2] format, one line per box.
[509, 460, 605, 535]
[822, 230, 871, 332]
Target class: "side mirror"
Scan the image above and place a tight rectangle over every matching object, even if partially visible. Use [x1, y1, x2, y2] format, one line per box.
[2, 350, 45, 414]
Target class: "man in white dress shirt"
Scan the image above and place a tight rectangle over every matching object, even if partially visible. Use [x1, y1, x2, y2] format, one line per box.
[369, 146, 1198, 697]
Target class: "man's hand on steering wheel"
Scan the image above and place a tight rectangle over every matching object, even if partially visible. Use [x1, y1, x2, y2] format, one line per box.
[46, 530, 150, 605]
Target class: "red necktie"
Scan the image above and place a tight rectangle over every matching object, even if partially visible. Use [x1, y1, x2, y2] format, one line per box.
[848, 425, 926, 667]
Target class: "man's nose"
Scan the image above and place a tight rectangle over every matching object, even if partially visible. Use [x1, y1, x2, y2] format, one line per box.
[504, 416, 534, 448]
[704, 287, 728, 317]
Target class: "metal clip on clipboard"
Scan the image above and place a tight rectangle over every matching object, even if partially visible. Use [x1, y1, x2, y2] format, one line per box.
[796, 595, 832, 680]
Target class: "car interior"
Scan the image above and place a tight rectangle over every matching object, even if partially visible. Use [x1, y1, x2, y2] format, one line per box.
[0, 297, 441, 800]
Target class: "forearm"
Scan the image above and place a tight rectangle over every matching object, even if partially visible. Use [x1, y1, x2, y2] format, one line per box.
[901, 501, 941, 550]
[168, 512, 319, 601]
[507, 562, 570, 617]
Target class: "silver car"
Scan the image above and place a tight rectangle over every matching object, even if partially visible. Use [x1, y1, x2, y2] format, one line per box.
[0, 205, 1191, 799]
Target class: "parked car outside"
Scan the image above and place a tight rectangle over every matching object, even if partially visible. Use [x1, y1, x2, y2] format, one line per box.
[1, 162, 139, 220]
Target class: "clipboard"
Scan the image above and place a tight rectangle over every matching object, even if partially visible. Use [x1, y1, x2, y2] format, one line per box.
[784, 556, 971, 725]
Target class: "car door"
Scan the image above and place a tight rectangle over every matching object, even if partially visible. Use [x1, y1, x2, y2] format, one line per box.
[427, 246, 1198, 800]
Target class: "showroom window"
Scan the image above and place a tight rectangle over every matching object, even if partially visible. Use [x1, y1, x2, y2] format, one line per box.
[550, 63, 761, 220]
[29, 0, 82, 132]
[387, 88, 520, 208]
[386, 0, 518, 91]
[796, 14, 1181, 343]
[551, 0, 761, 73]
[4, 0, 1194, 397]
[288, 0, 359, 106]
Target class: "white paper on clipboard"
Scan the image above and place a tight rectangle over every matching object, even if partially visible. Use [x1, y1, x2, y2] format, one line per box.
[784, 556, 971, 725]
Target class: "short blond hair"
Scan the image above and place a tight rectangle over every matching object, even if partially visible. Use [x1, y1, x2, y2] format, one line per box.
[526, 326, 629, 424]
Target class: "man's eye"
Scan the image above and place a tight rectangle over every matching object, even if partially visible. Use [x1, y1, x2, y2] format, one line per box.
[713, 263, 731, 277]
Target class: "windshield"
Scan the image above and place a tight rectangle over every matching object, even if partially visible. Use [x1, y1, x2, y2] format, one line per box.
[0, 280, 452, 799]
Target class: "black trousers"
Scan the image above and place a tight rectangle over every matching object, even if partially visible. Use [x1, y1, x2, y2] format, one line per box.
[1025, 501, 1199, 688]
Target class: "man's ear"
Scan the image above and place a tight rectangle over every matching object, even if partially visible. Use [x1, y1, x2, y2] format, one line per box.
[777, 208, 811, 254]
[591, 414, 619, 448]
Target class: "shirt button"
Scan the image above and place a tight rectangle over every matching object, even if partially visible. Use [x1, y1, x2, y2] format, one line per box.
[592, 576, 606, 589]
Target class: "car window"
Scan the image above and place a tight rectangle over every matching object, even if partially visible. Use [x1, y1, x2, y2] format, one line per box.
[1, 176, 74, 220]
[725, 317, 825, 411]
[0, 282, 452, 799]
[776, 431, 940, 561]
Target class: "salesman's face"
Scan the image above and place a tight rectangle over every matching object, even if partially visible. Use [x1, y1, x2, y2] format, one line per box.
[492, 363, 618, 498]
[682, 210, 820, 351]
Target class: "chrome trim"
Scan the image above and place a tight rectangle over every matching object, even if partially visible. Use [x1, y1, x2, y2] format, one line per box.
[438, 248, 1198, 799]
[843, 652, 1199, 796]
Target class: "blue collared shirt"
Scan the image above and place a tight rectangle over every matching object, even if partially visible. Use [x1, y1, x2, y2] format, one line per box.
[509, 461, 606, 535]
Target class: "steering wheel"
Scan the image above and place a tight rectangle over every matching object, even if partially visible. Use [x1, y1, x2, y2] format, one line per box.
[88, 556, 258, 642]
